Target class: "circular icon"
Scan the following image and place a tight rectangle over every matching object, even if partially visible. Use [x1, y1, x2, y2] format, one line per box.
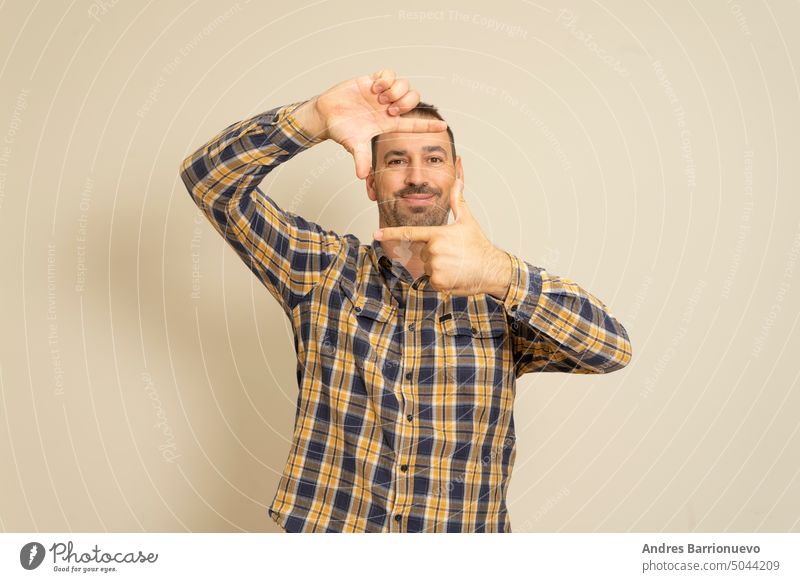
[20, 542, 46, 570]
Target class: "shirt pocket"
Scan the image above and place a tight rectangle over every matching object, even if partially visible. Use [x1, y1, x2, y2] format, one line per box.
[436, 305, 512, 449]
[440, 311, 506, 340]
[338, 279, 398, 364]
[440, 308, 507, 366]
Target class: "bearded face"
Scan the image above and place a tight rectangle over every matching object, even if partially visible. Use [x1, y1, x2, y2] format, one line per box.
[367, 129, 458, 229]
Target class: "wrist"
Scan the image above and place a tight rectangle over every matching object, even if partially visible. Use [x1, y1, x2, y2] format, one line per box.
[291, 96, 329, 142]
[485, 248, 513, 301]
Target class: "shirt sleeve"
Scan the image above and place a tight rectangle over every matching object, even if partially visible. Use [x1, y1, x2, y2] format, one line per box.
[179, 100, 342, 315]
[500, 252, 633, 376]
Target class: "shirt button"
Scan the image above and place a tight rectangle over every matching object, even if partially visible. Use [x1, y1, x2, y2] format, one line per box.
[471, 326, 478, 335]
[405, 372, 412, 380]
[408, 322, 415, 331]
[400, 464, 408, 472]
[354, 306, 362, 313]
[406, 414, 413, 421]
[394, 514, 402, 522]
[510, 305, 518, 312]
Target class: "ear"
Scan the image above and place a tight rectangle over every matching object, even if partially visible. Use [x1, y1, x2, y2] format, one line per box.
[366, 166, 378, 202]
[455, 155, 463, 182]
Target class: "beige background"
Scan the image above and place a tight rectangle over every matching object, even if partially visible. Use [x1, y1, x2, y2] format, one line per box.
[1, 0, 798, 533]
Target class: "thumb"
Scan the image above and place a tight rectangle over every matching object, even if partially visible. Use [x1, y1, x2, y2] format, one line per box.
[351, 142, 371, 180]
[449, 173, 466, 222]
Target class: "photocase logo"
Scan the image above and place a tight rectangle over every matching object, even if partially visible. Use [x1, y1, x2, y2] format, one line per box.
[17, 540, 158, 574]
[20, 542, 46, 570]
[395, 239, 413, 263]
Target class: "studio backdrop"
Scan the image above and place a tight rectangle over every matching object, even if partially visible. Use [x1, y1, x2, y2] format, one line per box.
[1, 0, 798, 533]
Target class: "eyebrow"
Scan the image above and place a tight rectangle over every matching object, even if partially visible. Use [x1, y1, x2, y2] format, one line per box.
[383, 145, 448, 161]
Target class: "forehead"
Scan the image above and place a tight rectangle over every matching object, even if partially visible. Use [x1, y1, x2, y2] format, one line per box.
[374, 129, 450, 154]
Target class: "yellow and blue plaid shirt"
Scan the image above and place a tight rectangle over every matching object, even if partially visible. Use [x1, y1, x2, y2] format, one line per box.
[179, 101, 632, 533]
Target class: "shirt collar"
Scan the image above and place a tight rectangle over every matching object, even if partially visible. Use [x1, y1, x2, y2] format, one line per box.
[370, 238, 431, 291]
[370, 239, 395, 273]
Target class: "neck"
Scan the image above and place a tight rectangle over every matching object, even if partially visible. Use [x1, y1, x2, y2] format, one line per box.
[380, 240, 427, 280]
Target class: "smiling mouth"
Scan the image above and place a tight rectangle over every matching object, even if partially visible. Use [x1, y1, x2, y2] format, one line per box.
[402, 193, 436, 200]
[400, 193, 436, 207]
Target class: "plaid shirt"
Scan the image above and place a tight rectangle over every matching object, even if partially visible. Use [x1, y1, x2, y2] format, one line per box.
[179, 100, 632, 533]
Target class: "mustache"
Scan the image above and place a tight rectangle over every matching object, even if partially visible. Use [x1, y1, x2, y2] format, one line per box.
[397, 185, 439, 197]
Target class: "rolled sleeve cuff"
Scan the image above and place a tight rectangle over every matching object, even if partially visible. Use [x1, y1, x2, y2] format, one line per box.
[502, 252, 544, 316]
[281, 101, 327, 146]
[251, 101, 325, 158]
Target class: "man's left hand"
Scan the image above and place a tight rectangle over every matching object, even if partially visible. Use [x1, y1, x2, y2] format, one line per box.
[374, 173, 512, 298]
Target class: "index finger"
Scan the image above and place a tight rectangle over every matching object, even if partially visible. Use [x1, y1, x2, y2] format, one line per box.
[374, 225, 438, 242]
[393, 117, 448, 133]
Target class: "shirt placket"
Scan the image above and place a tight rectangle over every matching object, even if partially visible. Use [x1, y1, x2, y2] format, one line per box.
[389, 274, 426, 532]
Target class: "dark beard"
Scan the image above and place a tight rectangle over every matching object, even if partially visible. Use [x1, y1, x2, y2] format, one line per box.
[377, 185, 450, 227]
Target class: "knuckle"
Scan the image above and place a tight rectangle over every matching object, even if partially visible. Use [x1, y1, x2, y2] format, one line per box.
[397, 91, 417, 108]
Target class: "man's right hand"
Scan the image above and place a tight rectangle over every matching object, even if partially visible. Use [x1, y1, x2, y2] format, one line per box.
[293, 69, 447, 180]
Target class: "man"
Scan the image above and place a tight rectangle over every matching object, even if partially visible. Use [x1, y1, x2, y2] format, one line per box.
[179, 69, 632, 533]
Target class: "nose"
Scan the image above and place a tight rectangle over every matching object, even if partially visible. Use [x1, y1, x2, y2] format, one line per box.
[403, 159, 430, 189]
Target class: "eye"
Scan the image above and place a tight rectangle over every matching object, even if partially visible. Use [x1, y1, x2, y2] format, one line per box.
[429, 157, 443, 164]
[387, 159, 405, 166]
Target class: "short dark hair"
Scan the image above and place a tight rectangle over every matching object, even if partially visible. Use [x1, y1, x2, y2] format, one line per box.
[371, 102, 456, 170]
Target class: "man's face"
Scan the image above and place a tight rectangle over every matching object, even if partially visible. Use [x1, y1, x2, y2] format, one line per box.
[367, 125, 460, 228]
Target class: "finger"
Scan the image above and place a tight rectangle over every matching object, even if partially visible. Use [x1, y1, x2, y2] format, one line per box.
[352, 142, 371, 180]
[394, 116, 448, 134]
[374, 225, 437, 242]
[371, 69, 396, 94]
[449, 174, 464, 222]
[386, 89, 419, 116]
[379, 78, 409, 105]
